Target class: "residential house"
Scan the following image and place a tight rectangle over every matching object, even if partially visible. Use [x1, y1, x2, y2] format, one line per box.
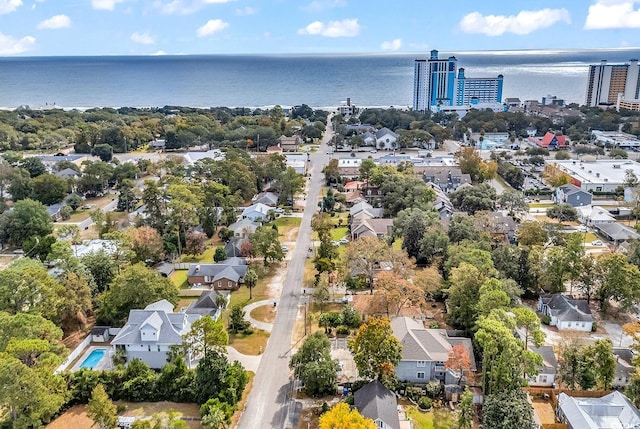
[154, 262, 175, 278]
[184, 290, 226, 320]
[613, 348, 635, 389]
[54, 167, 81, 180]
[427, 182, 454, 219]
[224, 237, 249, 258]
[527, 345, 558, 387]
[284, 153, 307, 175]
[46, 203, 63, 221]
[526, 126, 538, 137]
[278, 135, 302, 152]
[391, 317, 476, 384]
[111, 300, 196, 369]
[148, 139, 166, 149]
[183, 150, 225, 167]
[228, 218, 259, 239]
[71, 239, 118, 258]
[354, 380, 400, 429]
[556, 391, 640, 429]
[537, 294, 593, 332]
[595, 222, 640, 245]
[350, 201, 383, 219]
[375, 128, 399, 150]
[505, 97, 521, 108]
[554, 184, 593, 207]
[344, 180, 365, 193]
[362, 131, 376, 147]
[351, 218, 394, 240]
[577, 205, 616, 226]
[187, 257, 248, 290]
[529, 131, 568, 149]
[422, 166, 471, 193]
[474, 212, 517, 243]
[241, 203, 273, 222]
[252, 191, 279, 207]
[362, 184, 383, 207]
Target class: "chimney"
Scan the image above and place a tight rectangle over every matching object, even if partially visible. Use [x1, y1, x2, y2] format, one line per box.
[195, 264, 200, 272]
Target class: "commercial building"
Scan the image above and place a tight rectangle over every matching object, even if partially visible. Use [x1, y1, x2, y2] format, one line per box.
[546, 159, 640, 192]
[413, 50, 504, 114]
[591, 130, 640, 149]
[585, 59, 640, 109]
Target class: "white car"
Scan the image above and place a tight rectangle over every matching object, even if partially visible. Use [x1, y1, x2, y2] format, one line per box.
[339, 237, 349, 244]
[591, 240, 603, 246]
[331, 241, 340, 246]
[281, 246, 289, 253]
[578, 226, 588, 233]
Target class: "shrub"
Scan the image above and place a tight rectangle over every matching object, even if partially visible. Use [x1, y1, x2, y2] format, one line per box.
[336, 326, 350, 335]
[591, 322, 597, 332]
[425, 381, 442, 399]
[542, 315, 551, 325]
[418, 396, 433, 411]
[345, 394, 354, 406]
[429, 321, 441, 329]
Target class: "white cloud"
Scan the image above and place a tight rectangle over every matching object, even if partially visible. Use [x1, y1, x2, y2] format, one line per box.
[197, 19, 229, 37]
[297, 19, 360, 37]
[91, 0, 125, 11]
[302, 0, 346, 13]
[131, 31, 155, 45]
[381, 38, 402, 51]
[459, 8, 571, 36]
[585, 0, 640, 29]
[0, 0, 22, 14]
[37, 15, 71, 30]
[154, 0, 230, 14]
[236, 6, 257, 16]
[151, 50, 167, 56]
[0, 32, 35, 54]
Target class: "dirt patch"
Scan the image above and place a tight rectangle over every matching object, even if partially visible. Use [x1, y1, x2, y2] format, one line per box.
[286, 227, 300, 242]
[47, 405, 95, 429]
[531, 398, 556, 424]
[296, 397, 342, 429]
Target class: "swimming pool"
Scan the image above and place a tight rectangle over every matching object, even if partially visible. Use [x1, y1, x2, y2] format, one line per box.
[79, 349, 106, 369]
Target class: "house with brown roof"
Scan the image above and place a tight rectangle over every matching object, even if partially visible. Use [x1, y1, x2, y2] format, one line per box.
[278, 135, 302, 152]
[391, 317, 476, 384]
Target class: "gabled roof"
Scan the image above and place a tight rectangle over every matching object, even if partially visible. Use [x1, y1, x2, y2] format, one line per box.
[55, 167, 81, 179]
[354, 380, 400, 429]
[536, 132, 567, 148]
[558, 391, 640, 429]
[252, 191, 279, 206]
[596, 222, 640, 241]
[224, 237, 249, 258]
[391, 317, 476, 369]
[186, 290, 224, 317]
[614, 348, 635, 380]
[375, 127, 399, 140]
[352, 219, 393, 237]
[558, 183, 589, 196]
[242, 203, 272, 217]
[529, 345, 558, 374]
[187, 262, 248, 281]
[540, 294, 592, 323]
[228, 218, 259, 233]
[111, 300, 191, 347]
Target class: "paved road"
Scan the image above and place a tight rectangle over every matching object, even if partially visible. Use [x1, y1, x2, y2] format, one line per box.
[237, 118, 332, 429]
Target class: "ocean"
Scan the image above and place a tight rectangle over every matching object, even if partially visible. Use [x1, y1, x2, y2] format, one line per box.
[0, 49, 638, 110]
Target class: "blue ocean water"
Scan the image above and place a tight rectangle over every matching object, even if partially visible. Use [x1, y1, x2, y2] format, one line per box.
[0, 49, 638, 110]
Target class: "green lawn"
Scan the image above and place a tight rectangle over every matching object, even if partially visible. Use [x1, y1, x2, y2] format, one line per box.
[228, 264, 276, 308]
[406, 407, 455, 429]
[229, 329, 270, 355]
[170, 270, 189, 289]
[331, 227, 349, 241]
[529, 203, 555, 209]
[272, 216, 302, 239]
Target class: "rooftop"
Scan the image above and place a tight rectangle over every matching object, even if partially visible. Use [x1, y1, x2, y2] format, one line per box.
[548, 160, 640, 185]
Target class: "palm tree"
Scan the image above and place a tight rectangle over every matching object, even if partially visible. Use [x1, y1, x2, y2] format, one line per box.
[244, 267, 258, 300]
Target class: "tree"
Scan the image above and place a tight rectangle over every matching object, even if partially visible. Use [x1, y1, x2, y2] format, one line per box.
[58, 272, 93, 333]
[0, 198, 53, 246]
[348, 317, 402, 385]
[274, 167, 304, 205]
[81, 250, 118, 293]
[183, 315, 228, 361]
[20, 157, 47, 178]
[194, 351, 247, 405]
[446, 263, 484, 332]
[482, 389, 536, 429]
[412, 266, 443, 301]
[290, 332, 337, 397]
[516, 221, 548, 246]
[87, 384, 118, 429]
[457, 388, 474, 429]
[449, 183, 496, 215]
[31, 174, 68, 205]
[319, 402, 376, 429]
[344, 237, 389, 293]
[91, 143, 114, 162]
[250, 226, 283, 265]
[185, 230, 207, 257]
[228, 304, 250, 333]
[126, 226, 165, 264]
[313, 272, 331, 313]
[587, 339, 616, 390]
[546, 204, 578, 222]
[447, 215, 478, 244]
[445, 344, 472, 385]
[8, 167, 33, 201]
[213, 247, 227, 262]
[594, 253, 640, 316]
[498, 189, 528, 215]
[393, 208, 435, 260]
[376, 270, 425, 317]
[243, 266, 258, 300]
[97, 263, 178, 326]
[456, 147, 497, 183]
[512, 307, 544, 350]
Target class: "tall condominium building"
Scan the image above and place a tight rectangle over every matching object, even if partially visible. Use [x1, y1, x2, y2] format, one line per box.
[412, 50, 504, 113]
[585, 59, 640, 108]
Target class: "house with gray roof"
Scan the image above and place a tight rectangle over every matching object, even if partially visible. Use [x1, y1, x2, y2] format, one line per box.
[349, 201, 383, 219]
[595, 222, 640, 245]
[422, 166, 471, 193]
[391, 317, 476, 384]
[537, 294, 593, 332]
[527, 345, 558, 387]
[252, 191, 279, 207]
[375, 128, 399, 150]
[111, 300, 196, 369]
[228, 218, 259, 239]
[185, 290, 226, 320]
[613, 348, 635, 389]
[187, 258, 248, 290]
[224, 237, 249, 258]
[554, 183, 592, 207]
[351, 218, 394, 240]
[556, 391, 640, 429]
[241, 202, 273, 222]
[354, 380, 400, 429]
[55, 167, 81, 180]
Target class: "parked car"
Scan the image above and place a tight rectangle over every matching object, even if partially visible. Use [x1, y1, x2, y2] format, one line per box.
[591, 240, 603, 246]
[331, 241, 340, 246]
[339, 237, 349, 244]
[281, 246, 289, 253]
[578, 226, 588, 232]
[370, 149, 377, 153]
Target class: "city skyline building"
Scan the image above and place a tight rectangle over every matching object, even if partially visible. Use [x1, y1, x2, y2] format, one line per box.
[413, 50, 504, 114]
[585, 59, 640, 109]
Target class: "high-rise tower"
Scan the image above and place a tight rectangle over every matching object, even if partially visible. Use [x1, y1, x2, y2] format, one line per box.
[585, 59, 640, 107]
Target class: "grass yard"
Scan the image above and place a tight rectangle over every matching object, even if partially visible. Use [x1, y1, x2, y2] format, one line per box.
[228, 263, 278, 308]
[229, 329, 269, 355]
[273, 216, 302, 240]
[331, 227, 349, 241]
[250, 305, 277, 323]
[175, 297, 197, 312]
[171, 270, 189, 289]
[406, 407, 456, 429]
[529, 203, 555, 209]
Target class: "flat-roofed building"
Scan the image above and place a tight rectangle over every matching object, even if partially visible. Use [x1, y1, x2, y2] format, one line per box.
[546, 159, 640, 192]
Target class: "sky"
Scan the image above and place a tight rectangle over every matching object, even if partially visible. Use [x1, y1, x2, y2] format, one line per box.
[0, 0, 639, 56]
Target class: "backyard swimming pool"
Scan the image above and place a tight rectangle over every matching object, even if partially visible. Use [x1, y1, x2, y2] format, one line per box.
[79, 349, 106, 369]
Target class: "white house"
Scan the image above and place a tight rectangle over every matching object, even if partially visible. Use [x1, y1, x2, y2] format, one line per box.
[111, 300, 198, 369]
[577, 205, 616, 226]
[527, 345, 558, 387]
[557, 391, 640, 429]
[375, 128, 399, 150]
[241, 203, 273, 222]
[538, 294, 593, 332]
[228, 218, 259, 239]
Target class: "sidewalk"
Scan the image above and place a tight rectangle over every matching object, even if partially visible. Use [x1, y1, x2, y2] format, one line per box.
[243, 299, 276, 333]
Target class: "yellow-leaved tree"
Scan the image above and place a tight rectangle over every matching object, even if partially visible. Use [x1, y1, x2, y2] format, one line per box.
[319, 402, 376, 429]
